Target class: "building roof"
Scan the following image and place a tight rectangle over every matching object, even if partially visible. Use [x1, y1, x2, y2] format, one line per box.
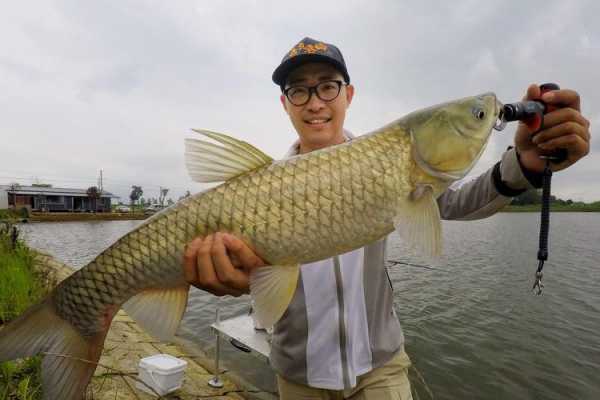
[0, 185, 117, 198]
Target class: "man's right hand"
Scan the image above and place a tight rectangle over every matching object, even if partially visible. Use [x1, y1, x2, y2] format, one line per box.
[183, 232, 267, 297]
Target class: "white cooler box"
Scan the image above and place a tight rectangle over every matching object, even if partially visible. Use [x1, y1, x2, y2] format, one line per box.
[136, 354, 188, 396]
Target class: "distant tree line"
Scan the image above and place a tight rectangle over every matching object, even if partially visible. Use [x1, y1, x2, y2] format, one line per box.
[126, 185, 180, 209]
[511, 189, 575, 206]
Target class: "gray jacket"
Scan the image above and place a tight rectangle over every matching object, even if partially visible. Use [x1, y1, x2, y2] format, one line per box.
[270, 134, 535, 390]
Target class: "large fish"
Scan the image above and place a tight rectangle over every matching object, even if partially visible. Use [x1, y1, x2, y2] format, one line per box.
[0, 93, 501, 399]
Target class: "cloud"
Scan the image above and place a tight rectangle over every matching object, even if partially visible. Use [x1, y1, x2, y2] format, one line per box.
[0, 0, 598, 202]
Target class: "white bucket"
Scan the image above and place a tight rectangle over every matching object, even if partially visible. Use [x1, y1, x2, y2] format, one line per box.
[136, 354, 188, 396]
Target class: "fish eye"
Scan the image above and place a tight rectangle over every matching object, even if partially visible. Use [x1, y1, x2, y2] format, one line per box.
[472, 108, 486, 120]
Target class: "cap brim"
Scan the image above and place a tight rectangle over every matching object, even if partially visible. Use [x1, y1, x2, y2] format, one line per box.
[272, 54, 350, 87]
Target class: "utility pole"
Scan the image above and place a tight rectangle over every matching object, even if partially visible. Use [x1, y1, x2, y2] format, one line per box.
[98, 169, 104, 212]
[98, 169, 103, 193]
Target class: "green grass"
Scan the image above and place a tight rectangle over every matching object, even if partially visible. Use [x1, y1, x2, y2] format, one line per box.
[0, 210, 17, 221]
[0, 240, 44, 324]
[0, 358, 42, 400]
[0, 229, 45, 399]
[0, 209, 28, 221]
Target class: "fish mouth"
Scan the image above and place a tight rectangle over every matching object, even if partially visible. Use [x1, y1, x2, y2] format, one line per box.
[494, 99, 507, 131]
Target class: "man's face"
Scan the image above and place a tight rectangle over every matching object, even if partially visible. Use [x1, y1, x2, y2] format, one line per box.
[280, 62, 354, 153]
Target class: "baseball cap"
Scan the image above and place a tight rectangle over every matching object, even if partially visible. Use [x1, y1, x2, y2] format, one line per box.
[272, 37, 350, 89]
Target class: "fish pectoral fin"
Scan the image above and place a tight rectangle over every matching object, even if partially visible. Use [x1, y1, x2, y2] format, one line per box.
[250, 264, 300, 329]
[122, 284, 189, 341]
[185, 129, 274, 183]
[393, 185, 442, 257]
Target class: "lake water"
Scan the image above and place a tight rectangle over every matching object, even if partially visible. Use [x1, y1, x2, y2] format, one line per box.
[18, 213, 600, 399]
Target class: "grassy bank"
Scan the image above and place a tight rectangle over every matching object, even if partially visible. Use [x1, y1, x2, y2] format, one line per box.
[0, 226, 45, 399]
[502, 203, 600, 212]
[0, 209, 22, 222]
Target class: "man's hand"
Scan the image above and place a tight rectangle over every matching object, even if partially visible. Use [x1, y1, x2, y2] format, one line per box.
[183, 232, 267, 297]
[515, 84, 591, 173]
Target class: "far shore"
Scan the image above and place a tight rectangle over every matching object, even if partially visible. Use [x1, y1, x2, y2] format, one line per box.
[501, 204, 600, 212]
[0, 210, 149, 223]
[28, 212, 149, 222]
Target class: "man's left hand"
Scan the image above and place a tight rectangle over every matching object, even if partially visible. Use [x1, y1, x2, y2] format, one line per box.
[514, 84, 591, 173]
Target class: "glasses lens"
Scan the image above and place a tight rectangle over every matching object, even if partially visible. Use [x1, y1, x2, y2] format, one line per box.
[317, 81, 341, 101]
[287, 87, 309, 106]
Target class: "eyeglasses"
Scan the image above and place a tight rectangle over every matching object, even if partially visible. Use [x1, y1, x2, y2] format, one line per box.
[283, 80, 346, 106]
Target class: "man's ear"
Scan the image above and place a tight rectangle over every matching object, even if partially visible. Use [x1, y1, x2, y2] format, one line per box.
[280, 94, 289, 114]
[345, 84, 355, 108]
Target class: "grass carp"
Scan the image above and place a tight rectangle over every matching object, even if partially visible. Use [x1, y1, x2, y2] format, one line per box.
[0, 93, 501, 399]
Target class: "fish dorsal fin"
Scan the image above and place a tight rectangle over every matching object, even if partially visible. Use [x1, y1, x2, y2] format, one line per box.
[393, 185, 442, 257]
[121, 284, 189, 341]
[250, 264, 299, 329]
[185, 129, 274, 183]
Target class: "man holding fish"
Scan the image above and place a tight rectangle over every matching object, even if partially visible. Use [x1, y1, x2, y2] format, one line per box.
[183, 37, 591, 399]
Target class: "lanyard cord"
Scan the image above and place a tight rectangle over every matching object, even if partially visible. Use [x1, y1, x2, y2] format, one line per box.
[533, 159, 553, 295]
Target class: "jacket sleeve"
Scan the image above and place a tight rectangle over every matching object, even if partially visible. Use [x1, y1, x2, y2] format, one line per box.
[437, 148, 538, 221]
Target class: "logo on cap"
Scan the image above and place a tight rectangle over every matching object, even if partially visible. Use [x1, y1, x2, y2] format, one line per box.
[288, 41, 328, 58]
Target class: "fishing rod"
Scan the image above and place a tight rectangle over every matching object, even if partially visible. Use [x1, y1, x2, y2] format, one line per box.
[495, 83, 565, 295]
[387, 259, 449, 272]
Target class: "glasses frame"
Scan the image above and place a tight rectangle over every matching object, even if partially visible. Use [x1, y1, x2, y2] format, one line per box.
[283, 80, 347, 106]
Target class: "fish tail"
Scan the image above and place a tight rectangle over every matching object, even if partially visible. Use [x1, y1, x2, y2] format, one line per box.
[0, 297, 106, 400]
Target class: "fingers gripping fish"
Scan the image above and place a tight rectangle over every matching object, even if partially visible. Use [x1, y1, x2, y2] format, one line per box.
[0, 93, 501, 399]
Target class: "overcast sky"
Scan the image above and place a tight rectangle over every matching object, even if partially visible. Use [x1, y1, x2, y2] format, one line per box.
[1, 0, 598, 203]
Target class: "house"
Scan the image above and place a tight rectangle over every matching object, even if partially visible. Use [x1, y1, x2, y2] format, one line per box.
[0, 184, 117, 212]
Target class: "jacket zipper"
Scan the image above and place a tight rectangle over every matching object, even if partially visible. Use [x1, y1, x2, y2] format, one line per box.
[333, 255, 351, 389]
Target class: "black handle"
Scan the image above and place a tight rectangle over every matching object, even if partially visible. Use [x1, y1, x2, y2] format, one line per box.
[501, 83, 567, 163]
[229, 338, 252, 353]
[539, 82, 560, 92]
[539, 83, 568, 163]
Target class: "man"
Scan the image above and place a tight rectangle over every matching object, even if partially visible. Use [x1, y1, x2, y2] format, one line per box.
[183, 38, 591, 399]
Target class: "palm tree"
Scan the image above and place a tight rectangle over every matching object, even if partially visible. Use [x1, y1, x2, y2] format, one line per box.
[159, 187, 169, 207]
[86, 186, 100, 213]
[129, 186, 143, 211]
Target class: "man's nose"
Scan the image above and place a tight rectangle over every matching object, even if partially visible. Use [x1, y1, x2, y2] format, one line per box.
[305, 91, 326, 111]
